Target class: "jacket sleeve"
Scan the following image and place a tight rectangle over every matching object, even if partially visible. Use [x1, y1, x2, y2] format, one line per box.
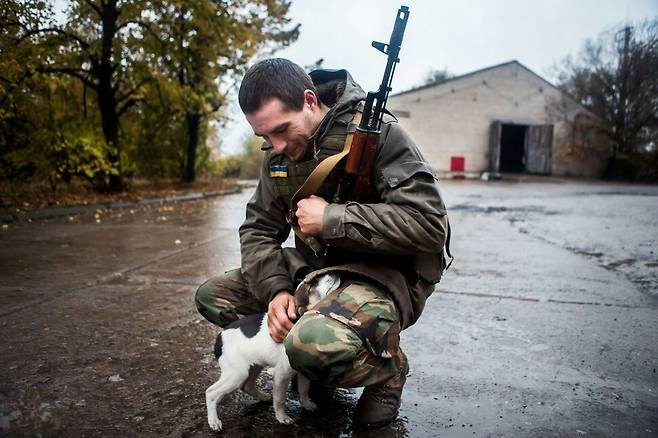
[321, 121, 448, 255]
[239, 155, 294, 303]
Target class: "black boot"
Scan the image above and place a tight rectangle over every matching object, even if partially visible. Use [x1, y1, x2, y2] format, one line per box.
[353, 350, 409, 428]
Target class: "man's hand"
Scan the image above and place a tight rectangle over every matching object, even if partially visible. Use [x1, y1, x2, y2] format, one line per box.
[295, 195, 328, 236]
[267, 290, 297, 343]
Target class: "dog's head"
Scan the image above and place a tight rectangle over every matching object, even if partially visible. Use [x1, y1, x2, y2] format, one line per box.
[294, 273, 341, 317]
[294, 282, 313, 317]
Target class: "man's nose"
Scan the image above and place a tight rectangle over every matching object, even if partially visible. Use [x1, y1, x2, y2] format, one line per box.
[271, 138, 287, 154]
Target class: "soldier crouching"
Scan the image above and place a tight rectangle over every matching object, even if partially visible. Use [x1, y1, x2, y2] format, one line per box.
[195, 58, 450, 428]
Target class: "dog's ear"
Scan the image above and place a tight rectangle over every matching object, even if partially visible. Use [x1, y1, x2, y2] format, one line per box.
[316, 273, 341, 298]
[294, 282, 311, 316]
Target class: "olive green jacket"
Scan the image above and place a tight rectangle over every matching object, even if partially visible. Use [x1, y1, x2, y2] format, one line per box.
[239, 69, 449, 329]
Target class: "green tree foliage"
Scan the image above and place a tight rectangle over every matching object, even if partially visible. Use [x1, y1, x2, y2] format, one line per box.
[0, 0, 298, 192]
[1, 1, 52, 179]
[1, 1, 115, 188]
[122, 78, 189, 180]
[238, 135, 265, 178]
[203, 135, 264, 180]
[0, 1, 50, 110]
[28, 1, 156, 191]
[148, 0, 299, 183]
[1, 74, 115, 189]
[557, 20, 658, 179]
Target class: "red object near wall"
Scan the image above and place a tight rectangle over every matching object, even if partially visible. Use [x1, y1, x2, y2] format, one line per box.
[450, 156, 465, 172]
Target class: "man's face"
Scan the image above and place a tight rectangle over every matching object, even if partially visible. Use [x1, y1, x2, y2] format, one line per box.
[246, 93, 318, 162]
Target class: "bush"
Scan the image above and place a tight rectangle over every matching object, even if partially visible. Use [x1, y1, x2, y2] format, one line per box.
[608, 151, 658, 181]
[238, 136, 264, 178]
[636, 150, 658, 181]
[1, 122, 116, 191]
[206, 155, 242, 178]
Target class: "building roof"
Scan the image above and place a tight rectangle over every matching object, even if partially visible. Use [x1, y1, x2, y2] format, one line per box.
[392, 60, 561, 98]
[390, 59, 594, 118]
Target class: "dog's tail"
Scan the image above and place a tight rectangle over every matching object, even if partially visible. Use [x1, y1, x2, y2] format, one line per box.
[213, 332, 223, 359]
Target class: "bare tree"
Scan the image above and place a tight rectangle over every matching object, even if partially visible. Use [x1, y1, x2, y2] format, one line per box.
[556, 20, 658, 177]
[421, 67, 453, 86]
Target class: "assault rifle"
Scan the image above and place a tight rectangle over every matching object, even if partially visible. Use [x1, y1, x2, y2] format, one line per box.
[335, 5, 410, 202]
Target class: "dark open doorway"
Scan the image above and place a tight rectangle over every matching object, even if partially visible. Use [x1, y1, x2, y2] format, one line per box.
[499, 124, 527, 172]
[489, 121, 554, 175]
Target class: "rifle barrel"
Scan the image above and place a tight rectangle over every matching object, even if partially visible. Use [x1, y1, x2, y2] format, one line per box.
[360, 5, 409, 132]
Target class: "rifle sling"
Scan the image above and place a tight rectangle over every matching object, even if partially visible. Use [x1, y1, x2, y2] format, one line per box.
[288, 104, 364, 255]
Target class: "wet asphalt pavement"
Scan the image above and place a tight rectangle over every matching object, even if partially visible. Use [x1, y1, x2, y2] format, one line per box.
[1, 178, 657, 437]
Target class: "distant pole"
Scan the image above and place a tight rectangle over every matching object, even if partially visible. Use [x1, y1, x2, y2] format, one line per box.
[617, 26, 632, 157]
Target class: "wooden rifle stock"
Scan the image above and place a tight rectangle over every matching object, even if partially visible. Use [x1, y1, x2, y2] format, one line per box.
[344, 128, 380, 198]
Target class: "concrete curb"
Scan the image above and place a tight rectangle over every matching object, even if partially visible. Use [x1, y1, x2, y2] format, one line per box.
[0, 188, 242, 224]
[440, 171, 573, 184]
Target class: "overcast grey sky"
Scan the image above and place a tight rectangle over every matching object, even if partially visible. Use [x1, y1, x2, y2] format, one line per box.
[276, 0, 656, 91]
[220, 0, 657, 154]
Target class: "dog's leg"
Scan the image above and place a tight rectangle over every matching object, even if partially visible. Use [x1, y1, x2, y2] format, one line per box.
[272, 364, 296, 424]
[205, 378, 225, 432]
[241, 365, 271, 401]
[297, 373, 318, 411]
[206, 367, 249, 431]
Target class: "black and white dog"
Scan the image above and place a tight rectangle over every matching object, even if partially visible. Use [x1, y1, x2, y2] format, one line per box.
[205, 273, 340, 431]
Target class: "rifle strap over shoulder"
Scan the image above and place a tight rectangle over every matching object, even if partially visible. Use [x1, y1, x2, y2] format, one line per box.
[288, 102, 364, 255]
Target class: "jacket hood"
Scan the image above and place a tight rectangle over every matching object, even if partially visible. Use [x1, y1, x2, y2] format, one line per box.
[306, 69, 366, 147]
[309, 69, 366, 112]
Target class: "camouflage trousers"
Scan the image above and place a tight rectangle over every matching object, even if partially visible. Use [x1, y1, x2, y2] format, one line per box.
[195, 269, 404, 388]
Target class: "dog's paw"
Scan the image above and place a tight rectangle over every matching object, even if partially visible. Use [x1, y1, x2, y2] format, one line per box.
[208, 418, 223, 431]
[275, 413, 294, 424]
[302, 400, 318, 411]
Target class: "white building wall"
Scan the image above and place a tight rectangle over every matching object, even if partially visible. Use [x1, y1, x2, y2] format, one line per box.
[387, 62, 608, 177]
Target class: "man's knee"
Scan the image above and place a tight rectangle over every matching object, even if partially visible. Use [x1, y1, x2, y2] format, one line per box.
[194, 269, 250, 327]
[284, 311, 362, 383]
[195, 279, 214, 310]
[195, 278, 220, 323]
[283, 280, 401, 387]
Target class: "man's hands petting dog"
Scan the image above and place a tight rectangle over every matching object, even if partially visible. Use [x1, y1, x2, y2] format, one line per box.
[268, 291, 297, 343]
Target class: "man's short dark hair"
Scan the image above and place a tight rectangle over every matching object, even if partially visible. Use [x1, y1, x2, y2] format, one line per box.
[238, 58, 317, 114]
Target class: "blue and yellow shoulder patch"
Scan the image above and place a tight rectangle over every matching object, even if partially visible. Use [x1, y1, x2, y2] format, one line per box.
[270, 165, 288, 177]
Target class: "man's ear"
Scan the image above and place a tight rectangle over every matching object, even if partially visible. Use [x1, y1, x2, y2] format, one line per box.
[303, 89, 319, 109]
